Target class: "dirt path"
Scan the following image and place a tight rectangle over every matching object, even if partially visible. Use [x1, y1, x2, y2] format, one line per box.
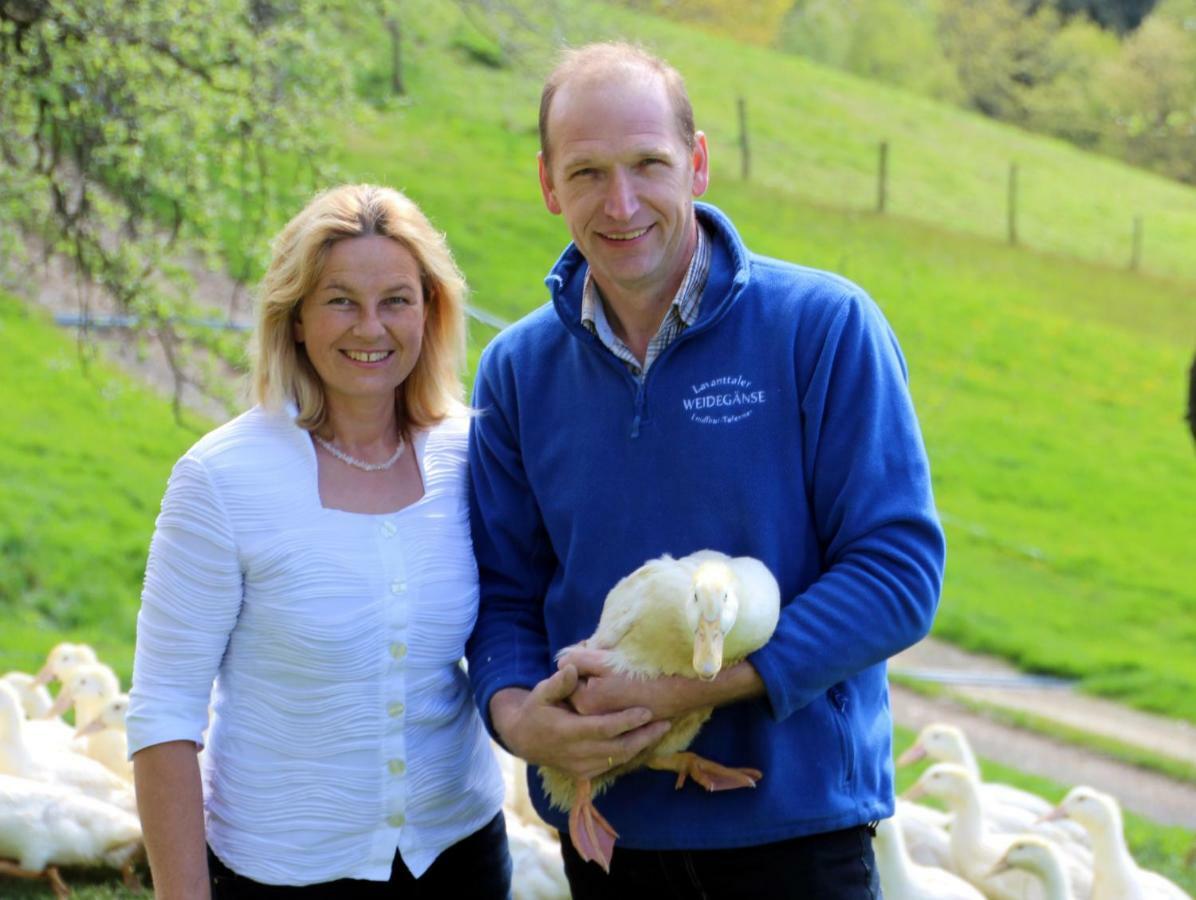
[890, 637, 1196, 829]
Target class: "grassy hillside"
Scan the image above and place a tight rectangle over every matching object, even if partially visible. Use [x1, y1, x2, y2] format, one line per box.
[3, 0, 1194, 723]
[319, 2, 1196, 721]
[340, 1, 1196, 286]
[1, 3, 1195, 892]
[0, 294, 196, 684]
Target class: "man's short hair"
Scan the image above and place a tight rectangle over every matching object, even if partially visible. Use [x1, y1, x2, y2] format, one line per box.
[539, 42, 696, 163]
[251, 184, 468, 433]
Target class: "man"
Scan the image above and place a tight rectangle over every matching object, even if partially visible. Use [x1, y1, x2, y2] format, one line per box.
[466, 42, 945, 898]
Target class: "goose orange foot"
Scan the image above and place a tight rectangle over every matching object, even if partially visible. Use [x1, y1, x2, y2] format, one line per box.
[0, 861, 70, 899]
[648, 751, 763, 792]
[568, 777, 619, 873]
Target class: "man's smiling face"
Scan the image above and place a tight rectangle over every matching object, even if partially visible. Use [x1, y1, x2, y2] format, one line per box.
[538, 69, 709, 308]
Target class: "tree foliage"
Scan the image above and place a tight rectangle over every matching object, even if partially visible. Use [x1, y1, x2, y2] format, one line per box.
[773, 0, 1196, 186]
[1048, 0, 1159, 32]
[0, 0, 355, 417]
[778, 0, 963, 101]
[613, 0, 793, 48]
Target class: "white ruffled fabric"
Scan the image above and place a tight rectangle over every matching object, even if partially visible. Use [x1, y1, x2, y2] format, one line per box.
[128, 406, 504, 885]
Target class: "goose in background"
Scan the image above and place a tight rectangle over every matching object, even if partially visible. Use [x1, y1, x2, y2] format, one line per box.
[899, 722, 1089, 847]
[493, 742, 569, 899]
[906, 763, 1091, 899]
[74, 694, 133, 782]
[0, 773, 142, 899]
[540, 550, 780, 873]
[0, 682, 135, 815]
[506, 814, 570, 900]
[0, 672, 75, 753]
[1045, 786, 1191, 900]
[1, 672, 54, 719]
[893, 796, 953, 870]
[47, 665, 126, 780]
[872, 816, 985, 900]
[991, 835, 1075, 900]
[32, 643, 98, 688]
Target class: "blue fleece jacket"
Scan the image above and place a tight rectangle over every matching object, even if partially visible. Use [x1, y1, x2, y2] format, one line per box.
[466, 203, 945, 849]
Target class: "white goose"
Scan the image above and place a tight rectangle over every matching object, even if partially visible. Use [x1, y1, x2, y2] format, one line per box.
[47, 665, 127, 781]
[893, 796, 953, 870]
[1045, 786, 1191, 900]
[32, 642, 98, 688]
[494, 742, 569, 900]
[899, 722, 1089, 847]
[0, 672, 75, 753]
[906, 763, 1093, 900]
[872, 816, 985, 900]
[991, 835, 1075, 900]
[0, 682, 136, 815]
[0, 773, 142, 899]
[539, 550, 780, 873]
[75, 693, 133, 783]
[1, 671, 54, 718]
[506, 814, 570, 900]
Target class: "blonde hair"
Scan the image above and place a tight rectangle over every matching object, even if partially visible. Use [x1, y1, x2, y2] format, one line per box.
[251, 184, 467, 433]
[539, 42, 695, 164]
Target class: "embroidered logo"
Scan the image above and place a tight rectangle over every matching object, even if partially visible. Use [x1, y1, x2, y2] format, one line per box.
[682, 374, 766, 425]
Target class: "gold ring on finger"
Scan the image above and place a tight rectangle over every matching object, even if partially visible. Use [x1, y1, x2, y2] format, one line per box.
[608, 756, 614, 767]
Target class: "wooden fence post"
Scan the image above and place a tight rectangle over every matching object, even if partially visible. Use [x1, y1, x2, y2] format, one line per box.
[387, 17, 405, 96]
[1130, 215, 1143, 271]
[1007, 162, 1019, 246]
[877, 141, 888, 214]
[737, 96, 750, 182]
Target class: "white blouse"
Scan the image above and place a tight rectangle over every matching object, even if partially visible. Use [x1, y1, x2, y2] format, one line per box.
[127, 405, 504, 885]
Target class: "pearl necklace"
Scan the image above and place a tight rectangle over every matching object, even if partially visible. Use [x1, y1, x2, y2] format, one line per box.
[313, 434, 404, 472]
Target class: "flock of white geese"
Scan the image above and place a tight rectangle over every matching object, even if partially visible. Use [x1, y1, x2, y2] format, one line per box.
[1, 644, 1191, 899]
[0, 643, 139, 898]
[884, 722, 1192, 900]
[0, 642, 570, 899]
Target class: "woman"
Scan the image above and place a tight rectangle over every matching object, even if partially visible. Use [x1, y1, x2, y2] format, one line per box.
[127, 185, 509, 898]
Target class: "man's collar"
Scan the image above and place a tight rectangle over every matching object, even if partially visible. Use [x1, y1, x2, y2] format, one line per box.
[580, 221, 710, 330]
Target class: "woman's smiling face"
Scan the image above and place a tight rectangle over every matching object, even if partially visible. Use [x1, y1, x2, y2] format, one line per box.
[294, 235, 427, 412]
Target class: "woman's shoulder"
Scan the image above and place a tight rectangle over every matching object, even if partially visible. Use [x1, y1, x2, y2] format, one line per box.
[418, 411, 473, 488]
[183, 405, 307, 475]
[422, 408, 471, 450]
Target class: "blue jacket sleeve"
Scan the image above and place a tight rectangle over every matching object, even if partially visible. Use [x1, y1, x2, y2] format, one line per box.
[749, 291, 945, 721]
[465, 349, 557, 740]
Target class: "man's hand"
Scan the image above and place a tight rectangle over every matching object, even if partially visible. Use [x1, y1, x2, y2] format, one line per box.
[558, 647, 768, 720]
[490, 664, 671, 779]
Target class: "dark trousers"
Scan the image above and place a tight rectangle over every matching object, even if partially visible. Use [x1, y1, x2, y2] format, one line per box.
[208, 811, 511, 899]
[561, 824, 882, 900]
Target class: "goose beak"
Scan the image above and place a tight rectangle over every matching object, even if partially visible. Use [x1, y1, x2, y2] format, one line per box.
[32, 665, 55, 688]
[988, 856, 1012, 878]
[895, 743, 926, 766]
[1037, 805, 1066, 823]
[75, 716, 106, 738]
[901, 782, 927, 803]
[692, 618, 724, 681]
[43, 689, 73, 720]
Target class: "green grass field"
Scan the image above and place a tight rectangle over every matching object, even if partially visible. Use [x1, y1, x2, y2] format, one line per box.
[0, 295, 196, 684]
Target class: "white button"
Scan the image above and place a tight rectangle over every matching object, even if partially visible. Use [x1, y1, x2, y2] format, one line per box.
[388, 813, 405, 827]
[388, 701, 404, 717]
[381, 521, 397, 538]
[390, 643, 407, 660]
[390, 579, 408, 594]
[388, 758, 406, 775]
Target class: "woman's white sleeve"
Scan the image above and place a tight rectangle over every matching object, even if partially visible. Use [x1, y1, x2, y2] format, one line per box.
[127, 453, 242, 755]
